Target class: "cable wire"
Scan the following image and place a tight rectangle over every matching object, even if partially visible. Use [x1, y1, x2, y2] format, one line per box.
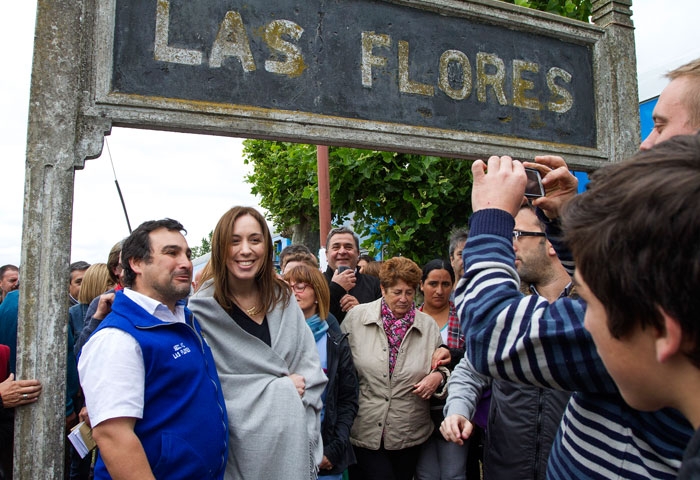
[105, 137, 132, 234]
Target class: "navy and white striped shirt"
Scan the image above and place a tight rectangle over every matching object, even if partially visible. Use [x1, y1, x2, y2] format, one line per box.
[456, 209, 692, 479]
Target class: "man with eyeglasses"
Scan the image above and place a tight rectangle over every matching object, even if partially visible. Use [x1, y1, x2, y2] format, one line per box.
[442, 204, 572, 480]
[441, 154, 693, 479]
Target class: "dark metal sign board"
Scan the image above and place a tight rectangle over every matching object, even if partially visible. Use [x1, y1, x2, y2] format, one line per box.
[86, 0, 640, 168]
[109, 0, 595, 149]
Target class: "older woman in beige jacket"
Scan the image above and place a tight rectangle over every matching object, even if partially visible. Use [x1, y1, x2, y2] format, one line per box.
[341, 256, 449, 480]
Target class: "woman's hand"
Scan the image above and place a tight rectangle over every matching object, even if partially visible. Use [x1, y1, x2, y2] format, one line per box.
[340, 294, 359, 312]
[431, 346, 451, 369]
[440, 414, 474, 445]
[412, 371, 443, 400]
[289, 373, 306, 397]
[0, 373, 42, 408]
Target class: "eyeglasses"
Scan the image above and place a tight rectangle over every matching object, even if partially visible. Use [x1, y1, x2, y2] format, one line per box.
[290, 282, 309, 293]
[512, 230, 546, 241]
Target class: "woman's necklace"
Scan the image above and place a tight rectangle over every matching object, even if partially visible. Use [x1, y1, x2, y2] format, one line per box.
[242, 304, 262, 316]
[233, 294, 262, 317]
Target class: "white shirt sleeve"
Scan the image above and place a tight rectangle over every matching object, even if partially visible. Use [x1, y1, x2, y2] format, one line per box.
[78, 327, 145, 427]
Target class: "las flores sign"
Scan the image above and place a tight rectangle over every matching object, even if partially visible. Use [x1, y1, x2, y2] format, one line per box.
[88, 0, 637, 167]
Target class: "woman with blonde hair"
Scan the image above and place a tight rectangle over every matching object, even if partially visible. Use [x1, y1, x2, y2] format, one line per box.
[284, 264, 359, 479]
[189, 206, 326, 480]
[69, 263, 112, 337]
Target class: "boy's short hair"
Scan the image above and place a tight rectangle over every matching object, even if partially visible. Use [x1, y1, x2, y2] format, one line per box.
[279, 244, 313, 270]
[282, 252, 319, 269]
[564, 134, 700, 366]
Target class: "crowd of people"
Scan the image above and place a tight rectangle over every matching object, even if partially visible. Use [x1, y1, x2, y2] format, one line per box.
[0, 57, 699, 480]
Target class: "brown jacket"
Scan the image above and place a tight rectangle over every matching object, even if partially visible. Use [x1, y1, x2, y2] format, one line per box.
[341, 298, 445, 450]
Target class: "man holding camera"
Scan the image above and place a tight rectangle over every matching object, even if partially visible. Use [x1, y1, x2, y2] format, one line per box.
[442, 58, 700, 479]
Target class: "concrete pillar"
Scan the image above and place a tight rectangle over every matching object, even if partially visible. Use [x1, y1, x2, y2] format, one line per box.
[592, 0, 640, 163]
[15, 0, 102, 477]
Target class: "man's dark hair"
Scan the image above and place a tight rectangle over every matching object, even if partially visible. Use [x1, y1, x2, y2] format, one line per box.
[359, 254, 375, 264]
[325, 226, 360, 251]
[448, 228, 469, 259]
[69, 261, 91, 276]
[518, 203, 547, 235]
[0, 265, 18, 279]
[121, 219, 186, 288]
[279, 244, 312, 270]
[564, 134, 700, 366]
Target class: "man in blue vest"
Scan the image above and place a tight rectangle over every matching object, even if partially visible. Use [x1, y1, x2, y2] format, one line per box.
[78, 219, 228, 479]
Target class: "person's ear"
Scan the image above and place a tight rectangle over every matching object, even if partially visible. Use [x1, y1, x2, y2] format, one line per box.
[655, 307, 683, 364]
[129, 257, 144, 276]
[546, 240, 557, 258]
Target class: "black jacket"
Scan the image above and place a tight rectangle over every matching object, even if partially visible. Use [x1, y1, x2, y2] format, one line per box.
[320, 329, 359, 475]
[323, 266, 381, 323]
[485, 380, 570, 480]
[679, 428, 700, 479]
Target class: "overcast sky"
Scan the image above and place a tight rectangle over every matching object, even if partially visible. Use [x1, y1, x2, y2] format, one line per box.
[1, 1, 699, 266]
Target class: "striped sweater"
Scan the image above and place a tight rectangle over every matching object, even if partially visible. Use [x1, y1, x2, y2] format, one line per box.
[456, 209, 692, 479]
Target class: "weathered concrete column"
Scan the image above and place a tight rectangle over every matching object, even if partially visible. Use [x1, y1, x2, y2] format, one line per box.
[15, 1, 95, 477]
[592, 0, 640, 163]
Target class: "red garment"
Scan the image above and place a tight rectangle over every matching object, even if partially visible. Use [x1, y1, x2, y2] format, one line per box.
[0, 344, 9, 380]
[0, 345, 10, 382]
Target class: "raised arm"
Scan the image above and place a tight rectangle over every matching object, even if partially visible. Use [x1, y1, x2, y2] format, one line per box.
[457, 156, 617, 394]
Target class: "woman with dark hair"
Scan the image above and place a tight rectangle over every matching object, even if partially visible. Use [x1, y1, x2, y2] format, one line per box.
[341, 256, 449, 480]
[283, 264, 359, 479]
[415, 259, 469, 480]
[357, 254, 375, 274]
[189, 206, 326, 480]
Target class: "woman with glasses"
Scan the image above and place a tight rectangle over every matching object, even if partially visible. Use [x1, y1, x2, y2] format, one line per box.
[189, 206, 327, 480]
[341, 256, 450, 480]
[283, 264, 359, 479]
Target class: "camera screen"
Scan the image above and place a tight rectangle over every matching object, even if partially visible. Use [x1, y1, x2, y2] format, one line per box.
[524, 168, 544, 198]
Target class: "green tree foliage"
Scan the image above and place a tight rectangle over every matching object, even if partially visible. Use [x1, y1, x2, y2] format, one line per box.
[242, 0, 590, 264]
[190, 230, 213, 259]
[243, 140, 327, 253]
[503, 0, 592, 22]
[243, 140, 473, 265]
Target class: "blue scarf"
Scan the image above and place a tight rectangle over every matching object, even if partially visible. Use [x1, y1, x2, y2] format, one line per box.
[306, 313, 329, 342]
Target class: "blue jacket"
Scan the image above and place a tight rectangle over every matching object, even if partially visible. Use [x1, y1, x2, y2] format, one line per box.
[91, 291, 228, 479]
[0, 290, 19, 373]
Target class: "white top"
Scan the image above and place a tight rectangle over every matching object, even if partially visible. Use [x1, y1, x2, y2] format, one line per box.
[440, 321, 449, 343]
[77, 288, 186, 427]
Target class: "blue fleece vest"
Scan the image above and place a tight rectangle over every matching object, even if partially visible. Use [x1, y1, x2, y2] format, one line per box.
[91, 291, 228, 479]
